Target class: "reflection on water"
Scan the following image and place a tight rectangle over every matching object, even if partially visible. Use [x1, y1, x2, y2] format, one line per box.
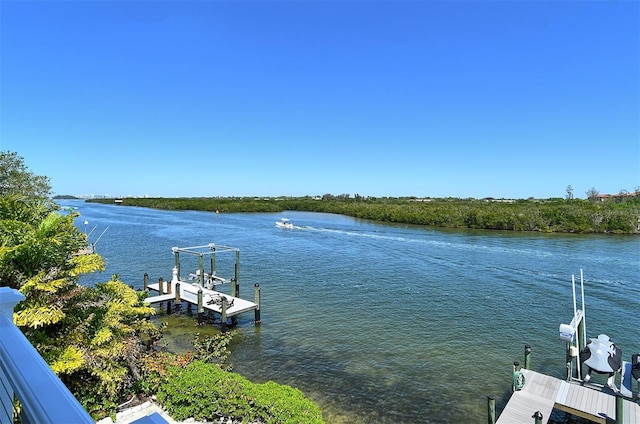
[66, 201, 640, 423]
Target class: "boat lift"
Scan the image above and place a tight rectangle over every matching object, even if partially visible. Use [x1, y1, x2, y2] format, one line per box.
[559, 270, 588, 382]
[171, 243, 240, 297]
[559, 270, 639, 398]
[143, 243, 261, 330]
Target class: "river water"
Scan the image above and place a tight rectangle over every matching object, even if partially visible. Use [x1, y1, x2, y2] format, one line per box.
[64, 200, 639, 423]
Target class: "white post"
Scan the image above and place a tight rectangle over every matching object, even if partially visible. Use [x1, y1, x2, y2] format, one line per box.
[0, 286, 25, 317]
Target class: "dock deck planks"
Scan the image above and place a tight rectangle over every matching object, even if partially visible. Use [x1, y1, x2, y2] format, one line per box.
[144, 281, 258, 318]
[497, 369, 640, 424]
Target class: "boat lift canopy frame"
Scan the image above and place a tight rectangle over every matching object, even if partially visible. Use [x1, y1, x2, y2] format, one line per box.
[171, 244, 240, 296]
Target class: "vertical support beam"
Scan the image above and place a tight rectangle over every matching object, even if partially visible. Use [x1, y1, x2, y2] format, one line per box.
[487, 396, 495, 424]
[172, 247, 180, 281]
[175, 283, 181, 304]
[532, 411, 543, 424]
[524, 344, 531, 370]
[578, 314, 586, 352]
[174, 282, 181, 312]
[221, 297, 228, 332]
[615, 393, 623, 424]
[165, 274, 172, 313]
[233, 249, 240, 298]
[209, 243, 216, 277]
[143, 273, 149, 292]
[197, 289, 204, 325]
[565, 342, 572, 381]
[254, 283, 261, 323]
[577, 316, 586, 380]
[198, 254, 204, 287]
[158, 277, 164, 294]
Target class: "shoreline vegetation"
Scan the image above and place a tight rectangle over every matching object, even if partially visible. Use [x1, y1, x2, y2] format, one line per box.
[82, 195, 640, 235]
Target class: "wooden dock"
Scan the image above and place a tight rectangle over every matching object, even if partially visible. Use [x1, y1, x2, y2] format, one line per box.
[144, 279, 260, 320]
[142, 244, 262, 329]
[497, 369, 640, 424]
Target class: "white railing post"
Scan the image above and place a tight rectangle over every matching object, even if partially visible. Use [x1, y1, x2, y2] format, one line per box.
[0, 286, 24, 316]
[0, 287, 94, 423]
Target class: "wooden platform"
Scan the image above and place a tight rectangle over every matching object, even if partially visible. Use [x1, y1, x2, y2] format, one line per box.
[497, 369, 640, 424]
[144, 281, 258, 318]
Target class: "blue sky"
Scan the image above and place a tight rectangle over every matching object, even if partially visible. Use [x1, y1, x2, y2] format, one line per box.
[1, 1, 638, 199]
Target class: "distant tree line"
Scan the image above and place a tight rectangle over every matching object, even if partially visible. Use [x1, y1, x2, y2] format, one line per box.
[88, 195, 640, 234]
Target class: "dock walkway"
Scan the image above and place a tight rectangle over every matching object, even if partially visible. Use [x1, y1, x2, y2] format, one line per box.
[497, 369, 640, 424]
[144, 280, 259, 318]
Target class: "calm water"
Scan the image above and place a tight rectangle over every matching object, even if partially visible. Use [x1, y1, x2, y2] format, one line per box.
[64, 200, 640, 423]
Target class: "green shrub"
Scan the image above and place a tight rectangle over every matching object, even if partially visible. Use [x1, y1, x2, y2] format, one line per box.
[156, 360, 324, 424]
[192, 331, 234, 366]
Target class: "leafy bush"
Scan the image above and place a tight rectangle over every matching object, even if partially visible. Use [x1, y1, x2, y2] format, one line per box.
[157, 360, 324, 424]
[192, 331, 234, 366]
[136, 350, 194, 396]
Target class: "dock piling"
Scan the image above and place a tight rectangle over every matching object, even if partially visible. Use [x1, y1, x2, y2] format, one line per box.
[254, 283, 261, 323]
[209, 243, 216, 280]
[174, 282, 181, 313]
[158, 277, 165, 311]
[197, 289, 204, 324]
[143, 273, 149, 292]
[577, 313, 586, 380]
[233, 250, 240, 298]
[524, 345, 531, 370]
[172, 247, 180, 280]
[198, 256, 204, 286]
[616, 393, 623, 424]
[565, 344, 572, 381]
[532, 411, 543, 424]
[221, 297, 228, 332]
[487, 395, 496, 424]
[174, 283, 181, 304]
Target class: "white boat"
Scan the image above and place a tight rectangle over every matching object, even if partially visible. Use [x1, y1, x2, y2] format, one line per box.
[275, 218, 294, 229]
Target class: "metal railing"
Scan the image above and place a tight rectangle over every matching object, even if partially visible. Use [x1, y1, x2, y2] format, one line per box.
[0, 287, 94, 424]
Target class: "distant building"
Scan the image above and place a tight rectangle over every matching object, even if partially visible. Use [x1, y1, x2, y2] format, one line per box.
[594, 192, 638, 202]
